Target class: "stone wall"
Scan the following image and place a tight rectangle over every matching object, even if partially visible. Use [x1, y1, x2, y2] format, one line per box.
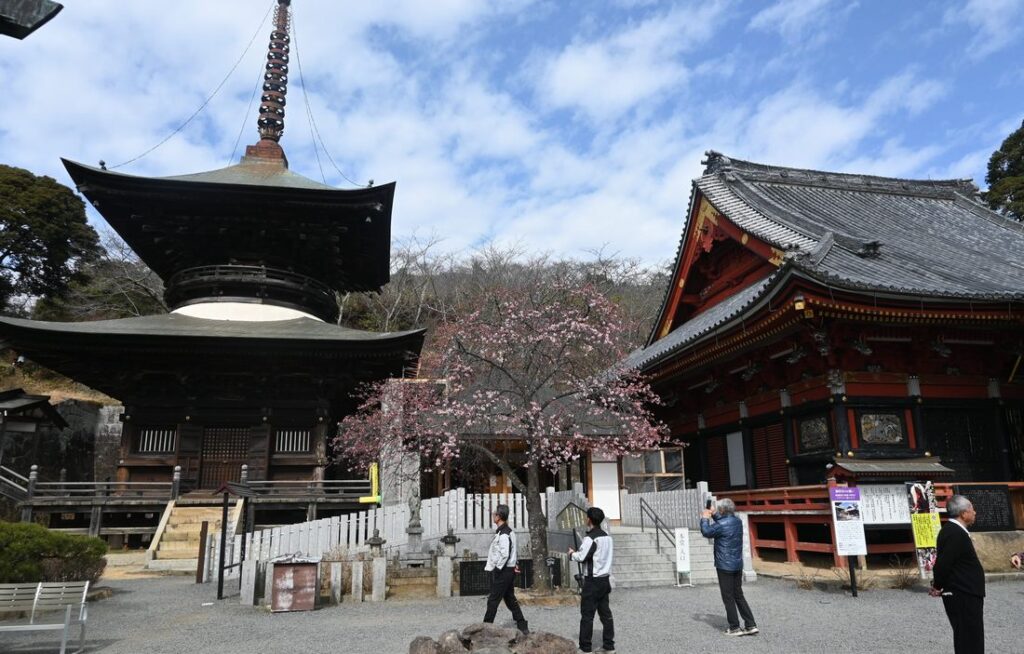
[93, 404, 124, 483]
[971, 530, 1024, 572]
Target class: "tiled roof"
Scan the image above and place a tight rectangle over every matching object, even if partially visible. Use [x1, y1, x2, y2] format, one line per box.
[630, 151, 1024, 372]
[700, 152, 1024, 299]
[624, 273, 782, 371]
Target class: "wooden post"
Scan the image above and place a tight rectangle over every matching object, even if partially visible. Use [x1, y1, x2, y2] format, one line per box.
[21, 465, 37, 522]
[217, 492, 229, 600]
[88, 505, 103, 537]
[783, 518, 799, 563]
[196, 520, 209, 584]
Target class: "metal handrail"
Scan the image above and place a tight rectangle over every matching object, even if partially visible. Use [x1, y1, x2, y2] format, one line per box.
[0, 465, 28, 484]
[638, 497, 676, 554]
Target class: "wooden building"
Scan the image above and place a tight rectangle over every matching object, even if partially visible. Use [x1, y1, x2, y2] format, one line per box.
[0, 0, 423, 494]
[623, 151, 1024, 493]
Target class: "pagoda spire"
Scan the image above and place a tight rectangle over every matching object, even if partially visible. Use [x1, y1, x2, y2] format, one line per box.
[246, 0, 292, 163]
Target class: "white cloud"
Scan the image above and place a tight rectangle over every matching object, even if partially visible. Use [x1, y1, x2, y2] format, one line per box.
[532, 2, 727, 123]
[0, 1, 1007, 268]
[944, 0, 1024, 59]
[748, 0, 840, 43]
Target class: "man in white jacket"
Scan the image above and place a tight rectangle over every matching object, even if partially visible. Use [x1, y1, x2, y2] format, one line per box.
[569, 507, 615, 654]
[483, 504, 529, 634]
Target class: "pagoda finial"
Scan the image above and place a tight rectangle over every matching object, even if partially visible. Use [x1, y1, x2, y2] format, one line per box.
[255, 1, 291, 145]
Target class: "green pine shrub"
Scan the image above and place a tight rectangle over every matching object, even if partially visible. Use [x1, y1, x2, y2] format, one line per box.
[0, 521, 107, 584]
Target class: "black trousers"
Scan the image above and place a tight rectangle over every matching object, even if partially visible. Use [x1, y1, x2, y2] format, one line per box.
[942, 592, 984, 654]
[483, 568, 527, 630]
[717, 569, 756, 630]
[579, 576, 614, 652]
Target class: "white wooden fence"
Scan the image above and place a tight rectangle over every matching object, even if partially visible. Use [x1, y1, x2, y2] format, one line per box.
[205, 488, 557, 580]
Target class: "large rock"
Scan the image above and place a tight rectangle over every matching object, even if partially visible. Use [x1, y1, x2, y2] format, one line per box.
[438, 630, 470, 653]
[512, 632, 577, 654]
[409, 636, 441, 654]
[461, 623, 519, 649]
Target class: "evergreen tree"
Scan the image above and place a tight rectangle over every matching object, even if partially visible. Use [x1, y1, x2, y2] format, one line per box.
[985, 119, 1024, 221]
[0, 165, 100, 313]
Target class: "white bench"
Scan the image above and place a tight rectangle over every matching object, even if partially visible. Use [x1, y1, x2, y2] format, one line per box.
[0, 581, 89, 654]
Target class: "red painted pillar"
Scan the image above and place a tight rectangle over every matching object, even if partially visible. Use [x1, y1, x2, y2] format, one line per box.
[784, 519, 799, 563]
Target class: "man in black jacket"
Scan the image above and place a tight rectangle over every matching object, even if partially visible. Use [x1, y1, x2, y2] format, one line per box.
[931, 494, 985, 654]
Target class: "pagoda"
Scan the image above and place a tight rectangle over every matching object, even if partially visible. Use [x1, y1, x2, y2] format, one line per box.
[0, 0, 424, 491]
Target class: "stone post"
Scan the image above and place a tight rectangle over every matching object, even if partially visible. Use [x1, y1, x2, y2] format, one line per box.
[240, 559, 258, 605]
[438, 527, 460, 598]
[330, 561, 343, 604]
[21, 465, 37, 522]
[350, 560, 364, 603]
[367, 529, 387, 602]
[171, 465, 181, 500]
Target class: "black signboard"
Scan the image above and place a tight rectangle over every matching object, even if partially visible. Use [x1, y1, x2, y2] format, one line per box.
[953, 485, 1016, 532]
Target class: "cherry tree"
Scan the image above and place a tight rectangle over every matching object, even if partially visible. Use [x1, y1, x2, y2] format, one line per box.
[333, 281, 666, 590]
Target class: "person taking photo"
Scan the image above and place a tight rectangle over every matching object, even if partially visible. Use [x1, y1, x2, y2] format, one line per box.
[700, 498, 758, 637]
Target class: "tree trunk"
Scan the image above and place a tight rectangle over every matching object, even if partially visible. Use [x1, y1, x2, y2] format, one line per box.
[525, 460, 551, 592]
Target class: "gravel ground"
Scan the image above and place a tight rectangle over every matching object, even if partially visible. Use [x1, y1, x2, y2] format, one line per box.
[2, 575, 1021, 654]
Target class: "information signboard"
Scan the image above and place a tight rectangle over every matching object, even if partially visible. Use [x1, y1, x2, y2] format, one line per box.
[829, 487, 867, 556]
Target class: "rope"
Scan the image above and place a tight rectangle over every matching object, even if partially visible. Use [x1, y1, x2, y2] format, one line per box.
[109, 1, 276, 170]
[228, 65, 266, 165]
[291, 8, 365, 188]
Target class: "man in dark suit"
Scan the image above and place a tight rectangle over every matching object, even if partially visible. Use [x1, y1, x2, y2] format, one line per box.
[931, 494, 985, 654]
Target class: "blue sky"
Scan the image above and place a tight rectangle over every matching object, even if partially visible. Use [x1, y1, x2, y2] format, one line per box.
[2, 0, 1022, 265]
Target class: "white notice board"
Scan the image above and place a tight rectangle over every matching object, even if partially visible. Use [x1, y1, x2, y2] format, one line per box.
[675, 528, 690, 573]
[860, 484, 911, 525]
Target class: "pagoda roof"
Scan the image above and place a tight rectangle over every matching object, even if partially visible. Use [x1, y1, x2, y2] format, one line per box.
[693, 152, 1024, 300]
[162, 157, 337, 191]
[62, 158, 395, 293]
[0, 313, 423, 345]
[0, 313, 424, 401]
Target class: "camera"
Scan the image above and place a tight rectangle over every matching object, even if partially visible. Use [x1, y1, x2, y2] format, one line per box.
[705, 498, 713, 510]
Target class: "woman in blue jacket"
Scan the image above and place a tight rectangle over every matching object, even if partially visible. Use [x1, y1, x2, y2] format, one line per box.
[700, 498, 758, 637]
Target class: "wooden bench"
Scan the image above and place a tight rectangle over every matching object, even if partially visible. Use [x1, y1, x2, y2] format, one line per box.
[0, 581, 89, 654]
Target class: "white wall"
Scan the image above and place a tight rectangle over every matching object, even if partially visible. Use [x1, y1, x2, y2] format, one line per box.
[172, 302, 320, 322]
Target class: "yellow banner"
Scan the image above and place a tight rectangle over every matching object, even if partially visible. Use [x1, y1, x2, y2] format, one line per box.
[911, 513, 940, 548]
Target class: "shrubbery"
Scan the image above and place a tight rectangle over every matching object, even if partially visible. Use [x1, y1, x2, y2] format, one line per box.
[0, 521, 107, 584]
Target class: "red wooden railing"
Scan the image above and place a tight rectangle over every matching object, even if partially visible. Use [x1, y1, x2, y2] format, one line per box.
[722, 481, 1024, 568]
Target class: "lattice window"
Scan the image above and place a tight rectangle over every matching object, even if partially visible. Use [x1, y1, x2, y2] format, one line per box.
[138, 427, 176, 453]
[275, 428, 311, 453]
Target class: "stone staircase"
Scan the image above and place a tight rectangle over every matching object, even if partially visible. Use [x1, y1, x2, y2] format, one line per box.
[146, 503, 238, 572]
[610, 528, 718, 588]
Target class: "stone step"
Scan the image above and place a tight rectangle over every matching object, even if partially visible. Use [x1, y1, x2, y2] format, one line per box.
[612, 555, 675, 566]
[612, 562, 677, 572]
[615, 578, 678, 589]
[160, 531, 205, 543]
[152, 549, 201, 560]
[145, 558, 199, 574]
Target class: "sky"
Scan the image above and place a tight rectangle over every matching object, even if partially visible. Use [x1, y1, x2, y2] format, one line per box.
[2, 0, 1022, 266]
